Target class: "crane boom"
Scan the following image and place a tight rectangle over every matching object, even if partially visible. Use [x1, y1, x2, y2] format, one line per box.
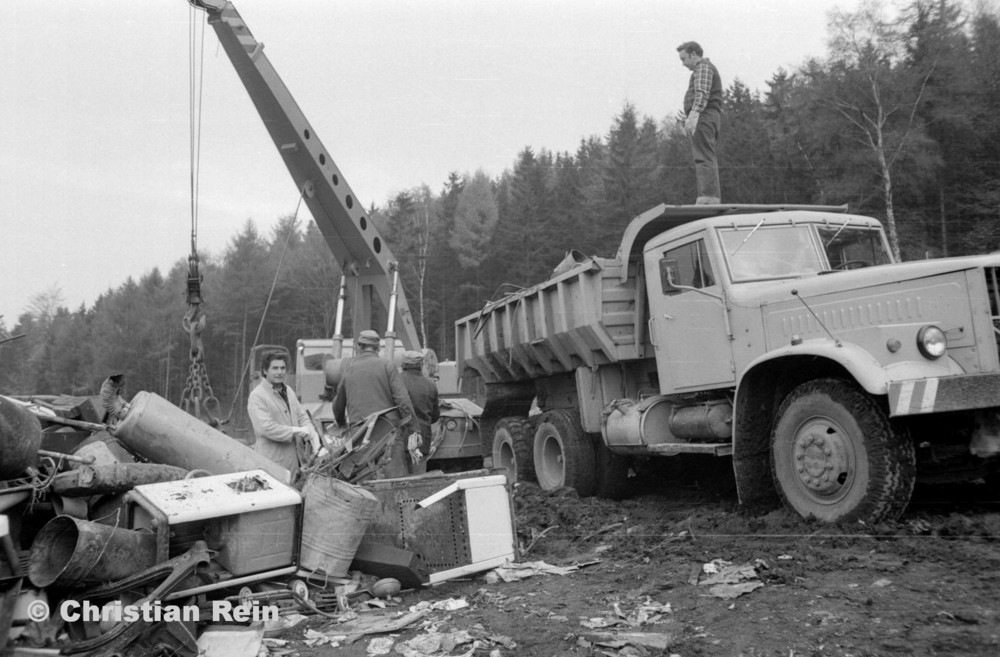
[188, 0, 420, 349]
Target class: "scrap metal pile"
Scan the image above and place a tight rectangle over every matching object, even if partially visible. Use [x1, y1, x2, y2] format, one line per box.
[0, 382, 517, 656]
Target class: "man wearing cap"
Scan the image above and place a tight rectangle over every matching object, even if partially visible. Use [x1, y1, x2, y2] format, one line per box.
[400, 351, 440, 474]
[248, 351, 319, 477]
[333, 330, 415, 477]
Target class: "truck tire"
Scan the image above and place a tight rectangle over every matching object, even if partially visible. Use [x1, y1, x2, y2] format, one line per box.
[533, 410, 596, 496]
[492, 417, 536, 483]
[770, 378, 915, 523]
[594, 444, 630, 500]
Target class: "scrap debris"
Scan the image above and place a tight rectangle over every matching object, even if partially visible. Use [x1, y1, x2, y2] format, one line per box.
[485, 559, 601, 583]
[1, 382, 519, 655]
[579, 596, 673, 630]
[695, 558, 767, 599]
[578, 630, 674, 652]
[228, 473, 271, 492]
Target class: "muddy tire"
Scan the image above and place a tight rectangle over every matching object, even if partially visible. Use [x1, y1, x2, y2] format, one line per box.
[533, 410, 596, 496]
[492, 417, 536, 483]
[770, 378, 915, 523]
[594, 443, 630, 500]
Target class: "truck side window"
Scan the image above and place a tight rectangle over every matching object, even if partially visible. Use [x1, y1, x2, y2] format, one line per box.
[660, 240, 714, 294]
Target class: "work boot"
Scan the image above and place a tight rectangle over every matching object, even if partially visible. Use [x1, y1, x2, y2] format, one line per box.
[695, 196, 721, 205]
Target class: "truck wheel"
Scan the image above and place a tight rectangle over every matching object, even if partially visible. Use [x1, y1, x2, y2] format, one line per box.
[770, 378, 915, 523]
[533, 410, 596, 496]
[492, 417, 536, 483]
[594, 444, 630, 500]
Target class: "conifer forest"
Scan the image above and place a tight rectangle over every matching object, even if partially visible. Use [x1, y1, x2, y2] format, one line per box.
[2, 2, 998, 434]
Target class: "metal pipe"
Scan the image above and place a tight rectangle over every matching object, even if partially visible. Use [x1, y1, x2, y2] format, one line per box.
[332, 274, 347, 359]
[37, 449, 95, 465]
[385, 264, 399, 361]
[165, 566, 297, 600]
[30, 414, 105, 433]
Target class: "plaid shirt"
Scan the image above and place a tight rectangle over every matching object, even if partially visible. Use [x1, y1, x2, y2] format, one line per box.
[684, 58, 716, 114]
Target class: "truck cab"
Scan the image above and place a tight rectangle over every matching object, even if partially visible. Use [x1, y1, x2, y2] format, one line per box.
[644, 210, 892, 393]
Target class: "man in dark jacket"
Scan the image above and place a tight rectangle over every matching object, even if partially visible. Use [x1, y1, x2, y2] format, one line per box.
[333, 330, 414, 477]
[400, 350, 440, 474]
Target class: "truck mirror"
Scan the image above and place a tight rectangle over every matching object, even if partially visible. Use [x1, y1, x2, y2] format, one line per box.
[659, 258, 681, 294]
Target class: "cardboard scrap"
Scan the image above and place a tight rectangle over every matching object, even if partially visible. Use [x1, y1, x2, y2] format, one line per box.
[579, 631, 674, 651]
[318, 608, 431, 644]
[626, 597, 671, 626]
[303, 628, 346, 647]
[708, 581, 765, 599]
[696, 559, 766, 599]
[488, 634, 516, 649]
[366, 636, 395, 655]
[409, 597, 469, 612]
[395, 632, 481, 657]
[486, 560, 599, 583]
[699, 563, 758, 586]
[581, 617, 623, 630]
[262, 613, 308, 636]
[197, 622, 264, 657]
[580, 596, 672, 630]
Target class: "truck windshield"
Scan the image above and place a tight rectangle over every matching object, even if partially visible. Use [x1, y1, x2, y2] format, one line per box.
[719, 225, 824, 281]
[817, 225, 893, 270]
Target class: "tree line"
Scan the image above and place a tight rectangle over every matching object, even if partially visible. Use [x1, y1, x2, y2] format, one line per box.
[2, 0, 997, 434]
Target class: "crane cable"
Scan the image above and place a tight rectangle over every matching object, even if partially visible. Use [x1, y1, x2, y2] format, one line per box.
[179, 7, 221, 427]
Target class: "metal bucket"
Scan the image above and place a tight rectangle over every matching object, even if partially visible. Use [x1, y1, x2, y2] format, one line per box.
[113, 392, 291, 483]
[27, 516, 157, 588]
[299, 475, 378, 578]
[0, 396, 41, 479]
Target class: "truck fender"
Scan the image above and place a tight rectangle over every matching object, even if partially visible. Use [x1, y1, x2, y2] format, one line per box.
[740, 341, 887, 397]
[730, 340, 964, 512]
[730, 341, 886, 513]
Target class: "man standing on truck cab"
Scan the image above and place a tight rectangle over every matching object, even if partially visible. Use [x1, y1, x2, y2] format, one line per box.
[678, 41, 722, 204]
[399, 350, 440, 475]
[248, 351, 319, 477]
[333, 330, 415, 478]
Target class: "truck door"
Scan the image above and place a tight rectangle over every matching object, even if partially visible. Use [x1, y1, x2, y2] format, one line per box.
[644, 237, 735, 392]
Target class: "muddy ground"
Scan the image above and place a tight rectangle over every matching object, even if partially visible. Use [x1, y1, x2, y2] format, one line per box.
[274, 457, 1000, 657]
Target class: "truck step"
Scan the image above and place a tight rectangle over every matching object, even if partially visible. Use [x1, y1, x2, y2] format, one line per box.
[646, 443, 733, 456]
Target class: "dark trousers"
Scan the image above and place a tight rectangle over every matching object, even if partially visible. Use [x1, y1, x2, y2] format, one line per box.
[691, 110, 721, 201]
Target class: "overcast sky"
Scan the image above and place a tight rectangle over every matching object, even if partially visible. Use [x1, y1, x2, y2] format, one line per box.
[0, 0, 861, 327]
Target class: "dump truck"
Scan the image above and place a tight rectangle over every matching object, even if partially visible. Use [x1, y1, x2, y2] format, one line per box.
[455, 203, 1000, 523]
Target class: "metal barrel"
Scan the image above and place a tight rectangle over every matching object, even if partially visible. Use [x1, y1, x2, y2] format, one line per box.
[113, 392, 291, 483]
[27, 515, 157, 588]
[0, 395, 41, 479]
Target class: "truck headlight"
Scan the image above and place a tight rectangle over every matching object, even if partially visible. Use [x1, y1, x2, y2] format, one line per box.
[916, 325, 946, 359]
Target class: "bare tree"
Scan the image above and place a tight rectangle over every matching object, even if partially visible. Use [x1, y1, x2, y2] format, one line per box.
[819, 0, 935, 260]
